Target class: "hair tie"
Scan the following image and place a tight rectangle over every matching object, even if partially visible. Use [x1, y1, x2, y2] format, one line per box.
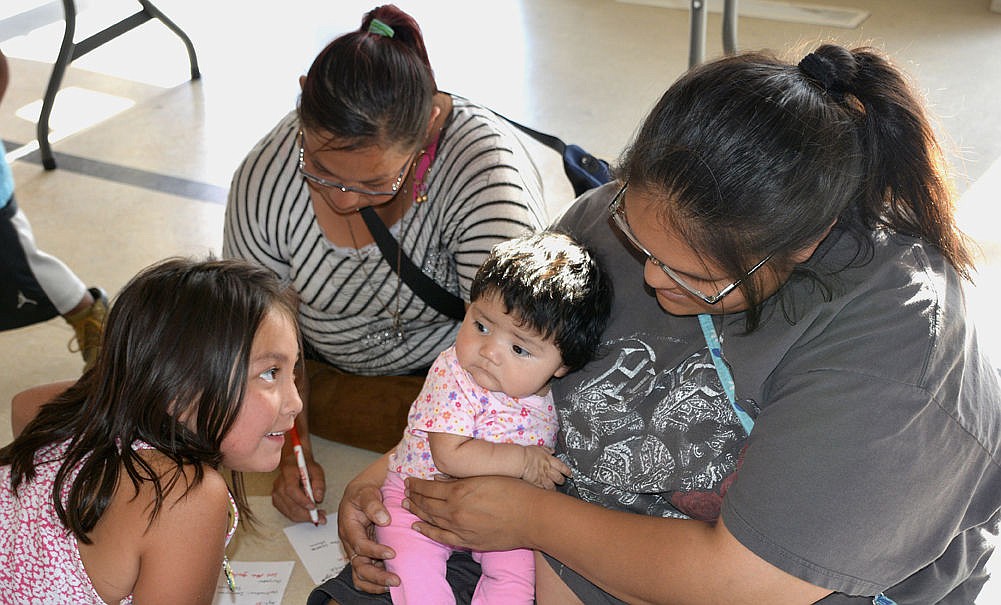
[367, 18, 395, 38]
[798, 52, 845, 99]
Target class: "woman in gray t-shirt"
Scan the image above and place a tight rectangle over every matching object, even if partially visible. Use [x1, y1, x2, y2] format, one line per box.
[334, 44, 1000, 604]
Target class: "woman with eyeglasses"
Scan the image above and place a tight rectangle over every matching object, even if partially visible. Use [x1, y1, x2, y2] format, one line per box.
[333, 44, 1000, 604]
[222, 5, 548, 523]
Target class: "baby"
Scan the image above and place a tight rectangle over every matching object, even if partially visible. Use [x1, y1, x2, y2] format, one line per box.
[376, 230, 612, 604]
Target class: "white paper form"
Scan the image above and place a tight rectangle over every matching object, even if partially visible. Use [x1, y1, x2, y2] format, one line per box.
[283, 514, 350, 584]
[212, 560, 295, 605]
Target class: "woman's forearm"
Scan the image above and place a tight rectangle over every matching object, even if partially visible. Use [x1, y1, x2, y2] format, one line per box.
[523, 488, 830, 604]
[524, 488, 713, 604]
[405, 476, 829, 605]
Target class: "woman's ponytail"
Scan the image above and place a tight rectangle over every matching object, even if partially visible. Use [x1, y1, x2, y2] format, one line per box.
[818, 45, 974, 280]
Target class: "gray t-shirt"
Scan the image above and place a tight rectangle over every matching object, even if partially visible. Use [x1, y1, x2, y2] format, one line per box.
[553, 183, 1001, 603]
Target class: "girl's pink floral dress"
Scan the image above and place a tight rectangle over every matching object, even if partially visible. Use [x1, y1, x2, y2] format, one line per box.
[1, 440, 137, 604]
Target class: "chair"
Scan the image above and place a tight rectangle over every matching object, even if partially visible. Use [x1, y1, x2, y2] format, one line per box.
[37, 0, 200, 170]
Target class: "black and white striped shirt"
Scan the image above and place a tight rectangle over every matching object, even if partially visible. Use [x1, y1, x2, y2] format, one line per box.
[223, 96, 548, 375]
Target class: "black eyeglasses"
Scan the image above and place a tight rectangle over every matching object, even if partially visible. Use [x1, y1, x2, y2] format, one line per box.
[608, 183, 772, 305]
[297, 130, 410, 198]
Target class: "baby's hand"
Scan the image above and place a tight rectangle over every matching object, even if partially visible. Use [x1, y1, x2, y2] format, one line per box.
[519, 446, 571, 489]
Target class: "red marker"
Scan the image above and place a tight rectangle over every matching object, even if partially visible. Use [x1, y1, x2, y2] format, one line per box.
[289, 425, 319, 526]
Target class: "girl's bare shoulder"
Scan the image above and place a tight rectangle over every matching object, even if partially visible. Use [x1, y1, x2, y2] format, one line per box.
[82, 452, 230, 603]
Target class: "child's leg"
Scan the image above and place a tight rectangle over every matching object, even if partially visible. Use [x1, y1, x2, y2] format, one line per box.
[377, 474, 456, 604]
[0, 198, 69, 330]
[0, 197, 106, 367]
[1, 199, 87, 317]
[470, 548, 535, 605]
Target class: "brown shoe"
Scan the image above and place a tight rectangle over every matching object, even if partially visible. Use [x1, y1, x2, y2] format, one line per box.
[66, 287, 108, 371]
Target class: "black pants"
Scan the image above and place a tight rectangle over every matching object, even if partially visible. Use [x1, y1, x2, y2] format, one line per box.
[0, 197, 62, 331]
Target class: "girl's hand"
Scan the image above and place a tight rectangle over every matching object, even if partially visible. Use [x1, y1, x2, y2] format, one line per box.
[519, 446, 571, 489]
[403, 475, 537, 552]
[338, 480, 400, 593]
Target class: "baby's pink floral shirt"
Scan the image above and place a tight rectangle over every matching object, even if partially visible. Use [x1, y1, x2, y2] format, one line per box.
[389, 345, 559, 479]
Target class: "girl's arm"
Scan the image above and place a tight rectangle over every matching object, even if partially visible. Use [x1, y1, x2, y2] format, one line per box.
[10, 380, 75, 437]
[428, 432, 570, 489]
[403, 475, 832, 605]
[1, 47, 8, 102]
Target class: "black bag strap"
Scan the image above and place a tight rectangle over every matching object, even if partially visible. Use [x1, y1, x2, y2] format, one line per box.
[354, 102, 610, 321]
[490, 108, 613, 198]
[444, 91, 566, 154]
[492, 110, 568, 155]
[359, 206, 466, 321]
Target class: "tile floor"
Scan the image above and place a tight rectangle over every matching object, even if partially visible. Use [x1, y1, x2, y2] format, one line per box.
[1, 0, 999, 602]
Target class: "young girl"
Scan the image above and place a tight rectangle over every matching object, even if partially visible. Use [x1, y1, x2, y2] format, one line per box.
[0, 257, 303, 604]
[373, 231, 612, 604]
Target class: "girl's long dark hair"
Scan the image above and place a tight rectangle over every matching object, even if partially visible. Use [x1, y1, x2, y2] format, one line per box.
[0, 257, 299, 542]
[619, 44, 974, 330]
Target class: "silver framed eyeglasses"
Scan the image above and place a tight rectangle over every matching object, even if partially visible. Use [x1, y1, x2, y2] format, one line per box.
[608, 183, 773, 305]
[297, 130, 410, 198]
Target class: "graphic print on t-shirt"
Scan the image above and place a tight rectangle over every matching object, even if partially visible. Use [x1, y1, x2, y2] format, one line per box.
[556, 333, 756, 521]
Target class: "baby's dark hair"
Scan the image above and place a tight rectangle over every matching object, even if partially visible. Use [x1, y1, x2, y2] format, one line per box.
[469, 231, 612, 372]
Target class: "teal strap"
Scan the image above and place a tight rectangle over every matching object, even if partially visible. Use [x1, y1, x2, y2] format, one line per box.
[698, 314, 754, 434]
[873, 594, 897, 605]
